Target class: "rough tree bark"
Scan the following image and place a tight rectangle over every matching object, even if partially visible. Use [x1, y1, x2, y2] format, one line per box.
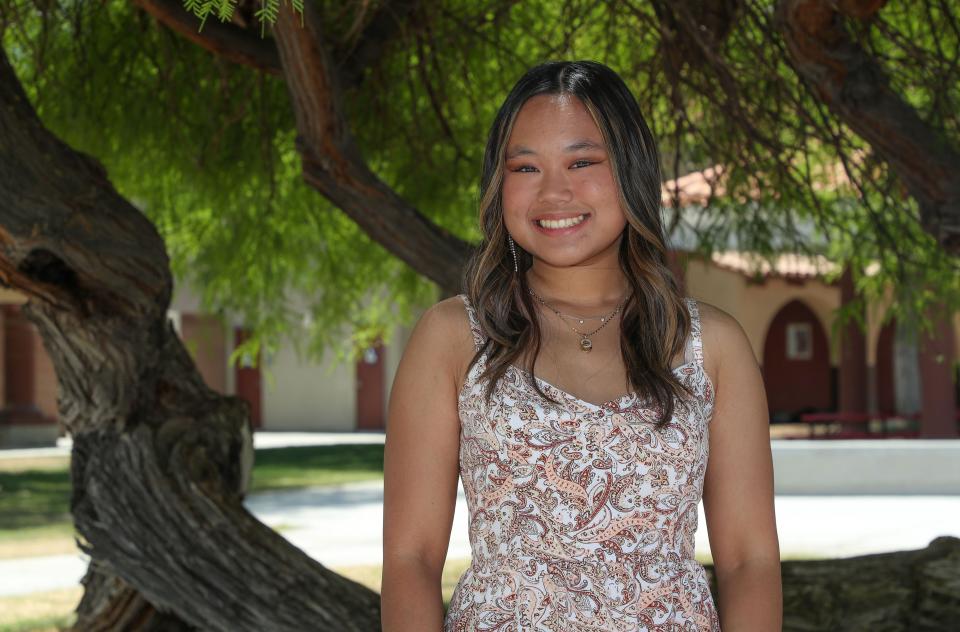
[780, 535, 960, 631]
[0, 47, 380, 631]
[775, 0, 960, 254]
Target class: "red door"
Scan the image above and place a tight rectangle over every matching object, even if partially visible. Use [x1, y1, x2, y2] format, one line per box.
[1, 304, 51, 426]
[762, 299, 832, 420]
[234, 328, 262, 429]
[356, 338, 385, 430]
[3, 304, 35, 410]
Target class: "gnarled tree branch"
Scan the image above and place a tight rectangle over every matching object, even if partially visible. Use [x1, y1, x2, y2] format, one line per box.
[133, 0, 423, 90]
[134, 0, 282, 75]
[0, 45, 381, 631]
[776, 0, 960, 253]
[134, 0, 471, 293]
[271, 0, 472, 296]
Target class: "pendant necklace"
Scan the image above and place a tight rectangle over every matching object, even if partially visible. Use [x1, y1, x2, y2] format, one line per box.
[527, 287, 627, 352]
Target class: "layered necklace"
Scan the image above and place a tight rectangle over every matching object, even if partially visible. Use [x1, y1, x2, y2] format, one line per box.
[527, 287, 628, 352]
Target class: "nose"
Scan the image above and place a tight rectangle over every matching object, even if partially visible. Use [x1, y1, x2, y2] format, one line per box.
[536, 166, 573, 205]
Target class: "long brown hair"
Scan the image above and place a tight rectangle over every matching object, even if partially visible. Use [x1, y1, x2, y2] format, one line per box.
[461, 60, 693, 429]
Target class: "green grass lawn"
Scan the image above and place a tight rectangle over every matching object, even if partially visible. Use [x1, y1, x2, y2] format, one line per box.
[0, 443, 385, 556]
[0, 468, 74, 532]
[248, 444, 384, 492]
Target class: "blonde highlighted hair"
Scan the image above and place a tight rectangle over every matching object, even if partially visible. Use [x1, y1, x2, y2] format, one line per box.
[461, 60, 693, 428]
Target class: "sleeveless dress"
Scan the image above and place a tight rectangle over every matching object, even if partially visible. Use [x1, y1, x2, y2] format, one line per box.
[444, 294, 721, 632]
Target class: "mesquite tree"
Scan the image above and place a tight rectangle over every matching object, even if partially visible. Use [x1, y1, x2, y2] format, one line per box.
[1, 0, 958, 629]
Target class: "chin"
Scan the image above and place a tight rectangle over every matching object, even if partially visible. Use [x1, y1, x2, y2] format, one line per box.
[528, 249, 608, 269]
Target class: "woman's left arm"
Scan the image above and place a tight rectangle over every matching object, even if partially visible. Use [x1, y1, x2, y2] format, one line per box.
[699, 302, 783, 631]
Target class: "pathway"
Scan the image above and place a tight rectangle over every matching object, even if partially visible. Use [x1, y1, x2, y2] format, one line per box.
[1, 479, 958, 597]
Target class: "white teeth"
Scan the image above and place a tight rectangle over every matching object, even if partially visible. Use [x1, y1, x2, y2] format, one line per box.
[537, 214, 587, 229]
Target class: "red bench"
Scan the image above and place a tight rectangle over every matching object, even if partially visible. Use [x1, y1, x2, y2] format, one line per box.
[797, 410, 959, 439]
[798, 412, 871, 439]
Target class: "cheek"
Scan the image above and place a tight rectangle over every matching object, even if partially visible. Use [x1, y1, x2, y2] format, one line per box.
[576, 168, 618, 203]
[501, 179, 538, 235]
[577, 171, 627, 230]
[501, 176, 531, 211]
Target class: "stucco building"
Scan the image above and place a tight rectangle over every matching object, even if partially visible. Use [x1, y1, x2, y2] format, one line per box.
[2, 248, 957, 447]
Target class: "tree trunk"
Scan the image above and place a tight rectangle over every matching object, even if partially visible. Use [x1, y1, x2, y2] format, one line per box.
[779, 535, 960, 631]
[0, 46, 380, 631]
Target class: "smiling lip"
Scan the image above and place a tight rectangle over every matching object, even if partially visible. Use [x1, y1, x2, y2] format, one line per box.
[532, 212, 590, 235]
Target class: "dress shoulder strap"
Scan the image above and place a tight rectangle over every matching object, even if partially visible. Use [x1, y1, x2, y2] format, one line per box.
[458, 293, 486, 352]
[684, 297, 705, 366]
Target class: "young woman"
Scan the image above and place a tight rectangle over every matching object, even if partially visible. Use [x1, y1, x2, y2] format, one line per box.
[382, 60, 781, 631]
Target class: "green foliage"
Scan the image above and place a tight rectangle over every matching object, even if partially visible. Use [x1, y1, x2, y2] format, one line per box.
[2, 0, 438, 374]
[1, 0, 957, 367]
[183, 0, 304, 36]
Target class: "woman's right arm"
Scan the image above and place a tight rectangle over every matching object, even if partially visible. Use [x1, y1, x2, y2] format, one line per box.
[381, 298, 469, 631]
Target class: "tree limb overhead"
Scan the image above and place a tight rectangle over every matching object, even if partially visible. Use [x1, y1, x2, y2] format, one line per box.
[134, 0, 423, 91]
[776, 0, 960, 254]
[134, 0, 282, 75]
[270, 0, 472, 295]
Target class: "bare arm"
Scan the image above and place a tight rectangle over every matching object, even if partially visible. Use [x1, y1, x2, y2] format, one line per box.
[381, 298, 469, 631]
[699, 302, 783, 630]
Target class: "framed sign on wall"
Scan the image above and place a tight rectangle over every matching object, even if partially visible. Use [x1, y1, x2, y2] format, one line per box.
[786, 322, 813, 360]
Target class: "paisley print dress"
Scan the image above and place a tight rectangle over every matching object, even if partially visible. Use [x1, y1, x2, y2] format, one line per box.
[443, 294, 721, 632]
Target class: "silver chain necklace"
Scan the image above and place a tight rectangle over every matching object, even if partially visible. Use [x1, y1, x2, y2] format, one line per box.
[527, 287, 627, 352]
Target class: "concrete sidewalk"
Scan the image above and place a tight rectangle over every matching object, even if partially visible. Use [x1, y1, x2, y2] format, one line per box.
[1, 479, 958, 598]
[0, 430, 387, 460]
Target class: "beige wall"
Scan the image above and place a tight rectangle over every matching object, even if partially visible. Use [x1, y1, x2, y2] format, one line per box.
[685, 259, 960, 369]
[685, 258, 840, 364]
[180, 314, 227, 393]
[261, 344, 356, 431]
[864, 286, 895, 366]
[33, 327, 59, 420]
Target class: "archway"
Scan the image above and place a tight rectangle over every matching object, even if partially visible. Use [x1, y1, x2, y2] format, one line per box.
[762, 299, 832, 421]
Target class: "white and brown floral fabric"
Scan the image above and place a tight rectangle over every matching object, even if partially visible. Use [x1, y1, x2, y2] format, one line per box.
[443, 294, 721, 632]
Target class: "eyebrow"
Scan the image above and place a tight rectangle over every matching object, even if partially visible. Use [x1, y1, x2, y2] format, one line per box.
[505, 139, 605, 160]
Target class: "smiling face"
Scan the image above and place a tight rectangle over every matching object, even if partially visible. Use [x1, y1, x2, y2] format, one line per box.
[502, 93, 627, 270]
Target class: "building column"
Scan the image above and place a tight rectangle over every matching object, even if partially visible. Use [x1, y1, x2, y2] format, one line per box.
[918, 305, 958, 438]
[838, 267, 868, 412]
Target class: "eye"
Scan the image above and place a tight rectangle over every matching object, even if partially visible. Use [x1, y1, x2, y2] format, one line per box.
[571, 160, 594, 168]
[509, 165, 538, 173]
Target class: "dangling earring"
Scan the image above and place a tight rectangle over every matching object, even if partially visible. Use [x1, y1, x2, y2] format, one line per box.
[507, 235, 519, 272]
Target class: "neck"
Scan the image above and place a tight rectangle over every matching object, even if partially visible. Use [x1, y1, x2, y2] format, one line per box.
[525, 260, 630, 314]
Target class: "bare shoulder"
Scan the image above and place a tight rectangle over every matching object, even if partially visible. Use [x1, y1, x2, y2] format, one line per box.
[405, 294, 476, 389]
[690, 299, 759, 390]
[423, 294, 475, 353]
[693, 299, 744, 340]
